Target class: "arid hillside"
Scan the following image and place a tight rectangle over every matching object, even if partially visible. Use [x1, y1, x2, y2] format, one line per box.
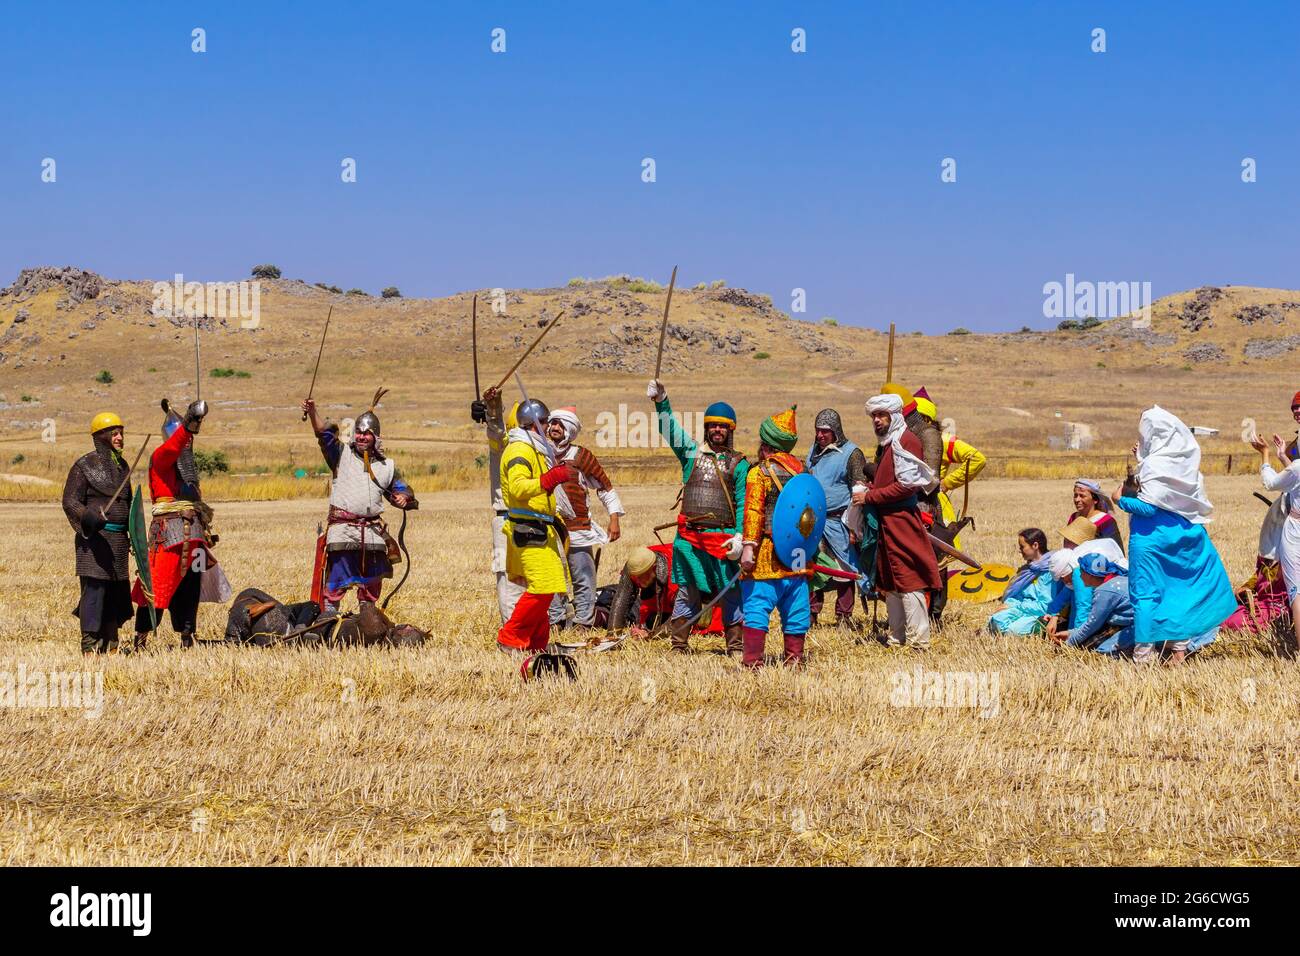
[2, 266, 1298, 497]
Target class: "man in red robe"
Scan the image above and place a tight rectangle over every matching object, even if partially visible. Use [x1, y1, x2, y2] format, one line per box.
[857, 393, 942, 649]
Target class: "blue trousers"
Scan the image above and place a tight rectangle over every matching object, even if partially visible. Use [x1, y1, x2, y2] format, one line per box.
[741, 577, 811, 634]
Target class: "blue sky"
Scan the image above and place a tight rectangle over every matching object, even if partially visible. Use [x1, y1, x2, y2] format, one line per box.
[2, 1, 1296, 331]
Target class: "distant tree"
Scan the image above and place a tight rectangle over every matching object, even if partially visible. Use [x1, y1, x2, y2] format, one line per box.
[346, 288, 369, 296]
[1080, 316, 1102, 329]
[1057, 319, 1082, 331]
[1019, 325, 1032, 333]
[821, 317, 838, 326]
[251, 264, 281, 279]
[95, 369, 114, 384]
[381, 287, 401, 299]
[948, 327, 970, 335]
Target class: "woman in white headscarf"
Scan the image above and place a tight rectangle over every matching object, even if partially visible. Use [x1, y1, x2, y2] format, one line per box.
[1113, 406, 1236, 663]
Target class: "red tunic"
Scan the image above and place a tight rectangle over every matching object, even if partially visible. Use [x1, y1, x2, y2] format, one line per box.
[131, 425, 212, 611]
[864, 430, 942, 593]
[149, 426, 193, 501]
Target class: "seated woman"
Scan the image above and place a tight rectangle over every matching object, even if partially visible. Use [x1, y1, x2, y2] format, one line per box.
[1064, 478, 1124, 553]
[1058, 552, 1134, 654]
[989, 528, 1055, 635]
[1114, 406, 1236, 664]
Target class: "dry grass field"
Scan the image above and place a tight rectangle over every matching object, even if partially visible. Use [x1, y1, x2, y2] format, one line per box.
[2, 475, 1297, 866]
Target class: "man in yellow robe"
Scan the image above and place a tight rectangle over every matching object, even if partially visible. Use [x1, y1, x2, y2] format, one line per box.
[496, 399, 573, 652]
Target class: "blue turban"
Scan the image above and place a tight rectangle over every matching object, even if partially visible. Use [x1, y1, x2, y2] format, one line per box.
[1078, 551, 1126, 578]
[703, 402, 737, 428]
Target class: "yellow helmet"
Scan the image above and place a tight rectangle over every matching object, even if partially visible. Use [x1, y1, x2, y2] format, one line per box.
[914, 397, 937, 421]
[880, 383, 914, 407]
[90, 411, 123, 434]
[506, 401, 521, 430]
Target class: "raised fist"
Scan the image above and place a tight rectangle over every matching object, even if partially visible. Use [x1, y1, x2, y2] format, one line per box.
[647, 379, 666, 402]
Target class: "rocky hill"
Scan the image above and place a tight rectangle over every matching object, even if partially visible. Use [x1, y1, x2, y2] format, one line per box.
[2, 267, 1298, 471]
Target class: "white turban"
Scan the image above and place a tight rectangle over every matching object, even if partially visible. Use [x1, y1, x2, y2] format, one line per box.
[865, 394, 934, 490]
[866, 394, 903, 415]
[549, 406, 581, 452]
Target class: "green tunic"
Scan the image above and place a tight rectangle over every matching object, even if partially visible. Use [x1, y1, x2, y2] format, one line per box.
[655, 397, 749, 593]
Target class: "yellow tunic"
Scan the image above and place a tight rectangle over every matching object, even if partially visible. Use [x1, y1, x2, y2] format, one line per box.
[501, 437, 567, 594]
[742, 453, 813, 581]
[938, 434, 986, 548]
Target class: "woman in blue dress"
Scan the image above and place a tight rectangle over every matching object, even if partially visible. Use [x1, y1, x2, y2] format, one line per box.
[1113, 406, 1236, 664]
[989, 528, 1055, 635]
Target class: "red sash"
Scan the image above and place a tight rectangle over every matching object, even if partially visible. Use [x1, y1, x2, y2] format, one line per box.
[675, 514, 733, 558]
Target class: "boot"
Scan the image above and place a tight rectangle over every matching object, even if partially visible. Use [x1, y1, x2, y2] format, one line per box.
[783, 633, 806, 667]
[723, 621, 745, 659]
[180, 630, 195, 648]
[742, 627, 767, 669]
[668, 616, 692, 653]
[81, 631, 100, 655]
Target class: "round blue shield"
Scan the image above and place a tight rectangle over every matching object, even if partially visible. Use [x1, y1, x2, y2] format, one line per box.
[772, 472, 827, 570]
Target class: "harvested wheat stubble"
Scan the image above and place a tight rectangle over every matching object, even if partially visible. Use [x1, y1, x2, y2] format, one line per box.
[0, 478, 1297, 866]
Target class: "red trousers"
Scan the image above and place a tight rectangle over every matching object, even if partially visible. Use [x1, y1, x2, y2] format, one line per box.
[497, 591, 553, 650]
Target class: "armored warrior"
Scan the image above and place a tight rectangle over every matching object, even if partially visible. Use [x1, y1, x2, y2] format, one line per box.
[739, 406, 815, 668]
[62, 412, 134, 654]
[648, 378, 748, 656]
[496, 398, 574, 652]
[805, 408, 870, 629]
[302, 392, 418, 613]
[131, 398, 229, 648]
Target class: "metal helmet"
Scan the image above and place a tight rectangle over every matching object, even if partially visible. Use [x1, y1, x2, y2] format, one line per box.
[355, 410, 381, 436]
[161, 399, 185, 439]
[516, 398, 550, 432]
